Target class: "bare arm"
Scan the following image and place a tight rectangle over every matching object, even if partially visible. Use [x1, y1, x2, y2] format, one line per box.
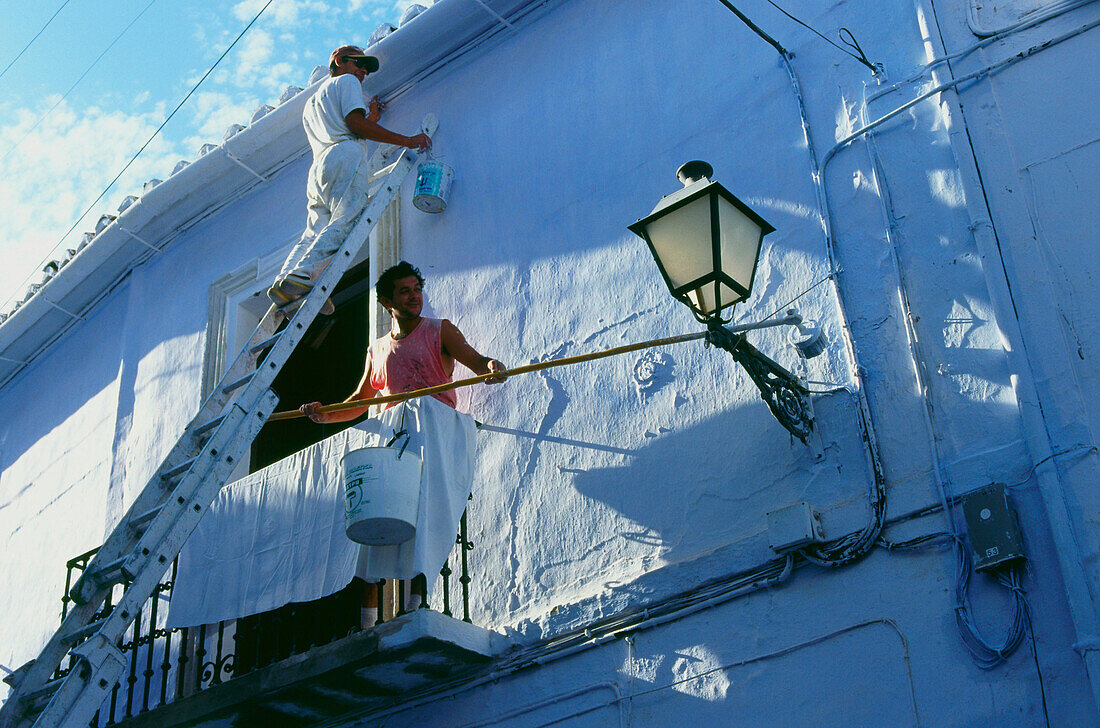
[345, 108, 431, 151]
[440, 319, 507, 384]
[300, 350, 379, 423]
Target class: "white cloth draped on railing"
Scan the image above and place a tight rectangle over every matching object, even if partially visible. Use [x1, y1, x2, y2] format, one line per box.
[166, 396, 475, 628]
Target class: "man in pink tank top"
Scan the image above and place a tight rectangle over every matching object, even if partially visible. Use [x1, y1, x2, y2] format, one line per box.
[299, 261, 505, 612]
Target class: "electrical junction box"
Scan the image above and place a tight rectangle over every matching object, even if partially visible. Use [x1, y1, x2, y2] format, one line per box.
[766, 502, 824, 554]
[961, 483, 1026, 571]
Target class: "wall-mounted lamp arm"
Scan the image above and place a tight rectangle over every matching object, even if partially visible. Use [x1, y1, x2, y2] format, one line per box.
[706, 321, 813, 442]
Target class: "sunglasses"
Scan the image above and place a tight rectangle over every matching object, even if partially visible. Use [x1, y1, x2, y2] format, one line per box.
[346, 57, 372, 69]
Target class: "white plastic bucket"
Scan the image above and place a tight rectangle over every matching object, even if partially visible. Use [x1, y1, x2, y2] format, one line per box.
[341, 446, 422, 545]
[412, 161, 454, 213]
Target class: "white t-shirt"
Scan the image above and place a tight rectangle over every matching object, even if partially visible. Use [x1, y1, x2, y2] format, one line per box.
[302, 74, 368, 157]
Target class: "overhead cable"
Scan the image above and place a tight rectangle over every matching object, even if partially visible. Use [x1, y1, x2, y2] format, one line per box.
[0, 0, 74, 83]
[4, 0, 275, 312]
[759, 0, 882, 74]
[0, 0, 161, 167]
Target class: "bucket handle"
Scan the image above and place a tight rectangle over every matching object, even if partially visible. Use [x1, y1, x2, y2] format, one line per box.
[385, 429, 412, 459]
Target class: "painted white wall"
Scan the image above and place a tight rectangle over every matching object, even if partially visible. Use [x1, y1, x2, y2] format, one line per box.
[2, 0, 1098, 721]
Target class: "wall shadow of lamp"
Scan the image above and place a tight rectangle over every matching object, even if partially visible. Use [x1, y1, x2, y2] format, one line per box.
[628, 160, 818, 443]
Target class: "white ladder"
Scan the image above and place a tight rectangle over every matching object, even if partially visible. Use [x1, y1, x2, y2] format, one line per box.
[0, 114, 436, 728]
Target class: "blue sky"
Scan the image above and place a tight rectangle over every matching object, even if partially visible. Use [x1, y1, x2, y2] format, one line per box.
[0, 0, 415, 311]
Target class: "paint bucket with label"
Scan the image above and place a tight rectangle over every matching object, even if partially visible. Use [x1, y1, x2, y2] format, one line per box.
[341, 446, 422, 545]
[412, 160, 454, 213]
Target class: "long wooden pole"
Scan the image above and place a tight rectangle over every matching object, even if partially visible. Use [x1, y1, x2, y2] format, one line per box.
[267, 330, 707, 421]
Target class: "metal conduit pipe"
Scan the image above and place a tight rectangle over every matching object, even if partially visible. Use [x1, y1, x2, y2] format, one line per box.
[872, 0, 1097, 100]
[813, 7, 1100, 694]
[820, 16, 1100, 170]
[923, 0, 1100, 704]
[741, 8, 891, 564]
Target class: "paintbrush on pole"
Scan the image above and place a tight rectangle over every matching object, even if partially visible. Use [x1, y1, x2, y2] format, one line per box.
[267, 330, 707, 421]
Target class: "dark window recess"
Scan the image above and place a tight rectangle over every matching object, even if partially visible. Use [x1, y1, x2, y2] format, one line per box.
[251, 259, 373, 472]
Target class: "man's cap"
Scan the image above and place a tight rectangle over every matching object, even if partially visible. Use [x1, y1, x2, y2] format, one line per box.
[329, 45, 379, 73]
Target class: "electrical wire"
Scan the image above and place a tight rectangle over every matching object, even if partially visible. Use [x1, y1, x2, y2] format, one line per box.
[760, 0, 881, 74]
[1, 0, 275, 313]
[953, 539, 1028, 669]
[736, 273, 833, 330]
[0, 0, 74, 83]
[1005, 444, 1096, 488]
[1025, 600, 1053, 727]
[0, 0, 161, 167]
[877, 531, 953, 551]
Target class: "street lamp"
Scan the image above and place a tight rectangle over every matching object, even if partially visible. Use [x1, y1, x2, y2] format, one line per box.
[629, 161, 814, 442]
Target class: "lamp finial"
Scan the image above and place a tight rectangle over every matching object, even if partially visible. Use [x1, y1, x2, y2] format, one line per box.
[676, 160, 713, 187]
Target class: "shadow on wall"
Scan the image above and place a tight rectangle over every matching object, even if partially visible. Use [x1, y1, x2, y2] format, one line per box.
[563, 389, 867, 561]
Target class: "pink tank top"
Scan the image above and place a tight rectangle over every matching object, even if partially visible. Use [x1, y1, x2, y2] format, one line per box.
[369, 317, 457, 410]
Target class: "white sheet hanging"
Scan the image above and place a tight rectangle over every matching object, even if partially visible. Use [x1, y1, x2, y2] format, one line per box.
[167, 396, 475, 628]
[355, 397, 476, 582]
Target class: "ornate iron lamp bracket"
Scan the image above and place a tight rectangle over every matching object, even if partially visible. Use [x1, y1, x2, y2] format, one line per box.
[706, 321, 814, 442]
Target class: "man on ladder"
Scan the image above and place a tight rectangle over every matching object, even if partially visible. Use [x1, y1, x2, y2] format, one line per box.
[300, 261, 506, 621]
[268, 45, 433, 312]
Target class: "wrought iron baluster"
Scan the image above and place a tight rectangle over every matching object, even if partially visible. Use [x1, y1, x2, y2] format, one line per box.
[141, 580, 159, 712]
[374, 581, 385, 625]
[193, 624, 207, 692]
[440, 555, 453, 618]
[211, 621, 226, 686]
[159, 561, 176, 708]
[124, 603, 141, 719]
[175, 626, 189, 701]
[459, 509, 472, 623]
[270, 610, 282, 667]
[249, 616, 263, 672]
[61, 558, 75, 623]
[105, 679, 119, 727]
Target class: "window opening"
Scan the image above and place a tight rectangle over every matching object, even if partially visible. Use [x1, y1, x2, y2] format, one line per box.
[250, 258, 373, 472]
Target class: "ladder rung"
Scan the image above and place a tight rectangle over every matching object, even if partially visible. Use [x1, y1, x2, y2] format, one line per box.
[128, 503, 165, 531]
[88, 556, 130, 586]
[161, 456, 198, 482]
[249, 332, 282, 355]
[221, 370, 256, 395]
[193, 415, 226, 437]
[368, 158, 402, 182]
[21, 675, 65, 707]
[62, 618, 108, 646]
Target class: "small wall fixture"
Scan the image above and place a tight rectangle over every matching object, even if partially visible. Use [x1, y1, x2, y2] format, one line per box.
[629, 161, 814, 441]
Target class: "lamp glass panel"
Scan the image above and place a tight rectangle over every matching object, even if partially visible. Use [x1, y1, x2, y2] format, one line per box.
[642, 196, 715, 290]
[716, 196, 763, 293]
[686, 280, 740, 317]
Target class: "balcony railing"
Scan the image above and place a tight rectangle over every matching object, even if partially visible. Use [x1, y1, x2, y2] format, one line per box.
[55, 510, 475, 726]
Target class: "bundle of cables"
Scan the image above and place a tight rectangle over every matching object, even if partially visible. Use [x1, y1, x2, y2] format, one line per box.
[953, 535, 1030, 668]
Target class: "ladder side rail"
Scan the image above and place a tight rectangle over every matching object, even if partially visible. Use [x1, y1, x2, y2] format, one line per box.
[68, 146, 418, 607]
[69, 401, 258, 605]
[184, 314, 283, 434]
[36, 152, 419, 722]
[4, 114, 434, 728]
[209, 147, 418, 420]
[0, 598, 107, 728]
[186, 112, 435, 426]
[33, 390, 279, 728]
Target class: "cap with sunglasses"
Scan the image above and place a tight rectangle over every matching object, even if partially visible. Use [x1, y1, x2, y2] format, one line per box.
[329, 45, 379, 73]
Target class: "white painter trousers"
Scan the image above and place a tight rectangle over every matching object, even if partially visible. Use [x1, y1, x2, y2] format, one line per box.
[278, 138, 373, 279]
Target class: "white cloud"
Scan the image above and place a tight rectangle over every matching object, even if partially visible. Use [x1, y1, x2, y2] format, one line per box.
[233, 0, 336, 28]
[0, 98, 185, 307]
[227, 30, 301, 95]
[177, 91, 261, 151]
